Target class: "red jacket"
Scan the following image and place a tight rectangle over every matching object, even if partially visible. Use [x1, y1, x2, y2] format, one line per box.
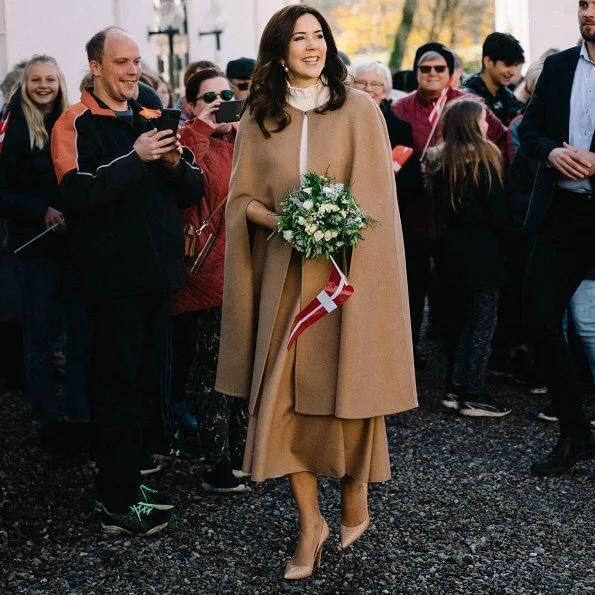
[392, 87, 513, 240]
[171, 119, 235, 315]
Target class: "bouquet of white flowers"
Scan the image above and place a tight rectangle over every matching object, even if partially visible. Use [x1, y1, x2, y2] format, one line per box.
[274, 172, 375, 260]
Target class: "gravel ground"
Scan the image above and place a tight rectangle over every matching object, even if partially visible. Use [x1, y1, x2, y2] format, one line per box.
[1, 342, 594, 594]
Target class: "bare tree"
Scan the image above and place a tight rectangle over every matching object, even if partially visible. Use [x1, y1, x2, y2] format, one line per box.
[388, 0, 418, 70]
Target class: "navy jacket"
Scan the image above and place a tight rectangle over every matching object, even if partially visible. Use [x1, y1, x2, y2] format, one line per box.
[51, 90, 204, 297]
[518, 45, 595, 230]
[463, 72, 523, 127]
[0, 87, 66, 257]
[433, 165, 510, 290]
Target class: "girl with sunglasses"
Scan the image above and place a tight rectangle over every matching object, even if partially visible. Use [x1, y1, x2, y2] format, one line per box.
[216, 4, 416, 580]
[168, 69, 249, 494]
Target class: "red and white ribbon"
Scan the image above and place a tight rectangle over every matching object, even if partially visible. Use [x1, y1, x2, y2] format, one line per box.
[421, 87, 449, 161]
[392, 145, 414, 173]
[0, 113, 10, 154]
[287, 256, 354, 350]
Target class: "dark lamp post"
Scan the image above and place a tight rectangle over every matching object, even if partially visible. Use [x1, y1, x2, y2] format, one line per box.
[148, 26, 180, 87]
[198, 29, 223, 51]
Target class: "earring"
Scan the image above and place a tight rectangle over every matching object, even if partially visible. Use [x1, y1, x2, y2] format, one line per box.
[282, 63, 289, 73]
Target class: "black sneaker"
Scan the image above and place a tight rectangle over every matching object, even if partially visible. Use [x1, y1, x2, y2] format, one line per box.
[152, 437, 204, 461]
[537, 404, 558, 422]
[459, 394, 512, 418]
[202, 460, 250, 494]
[140, 455, 162, 476]
[440, 385, 464, 411]
[96, 484, 175, 512]
[101, 502, 173, 537]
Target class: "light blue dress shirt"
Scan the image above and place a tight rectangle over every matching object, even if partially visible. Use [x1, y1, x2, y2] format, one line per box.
[559, 43, 595, 193]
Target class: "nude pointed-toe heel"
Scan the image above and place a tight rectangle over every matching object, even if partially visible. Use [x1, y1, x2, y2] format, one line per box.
[284, 517, 329, 581]
[340, 515, 370, 549]
[340, 483, 369, 549]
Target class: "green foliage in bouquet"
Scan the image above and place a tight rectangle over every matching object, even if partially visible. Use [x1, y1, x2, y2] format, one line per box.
[274, 172, 375, 260]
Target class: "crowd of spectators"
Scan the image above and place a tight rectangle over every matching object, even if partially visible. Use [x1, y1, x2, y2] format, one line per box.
[0, 15, 594, 539]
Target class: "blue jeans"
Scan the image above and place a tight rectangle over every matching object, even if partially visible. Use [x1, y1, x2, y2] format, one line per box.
[564, 279, 595, 381]
[20, 258, 90, 425]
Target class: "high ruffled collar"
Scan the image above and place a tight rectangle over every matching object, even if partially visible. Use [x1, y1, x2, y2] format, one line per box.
[286, 78, 330, 111]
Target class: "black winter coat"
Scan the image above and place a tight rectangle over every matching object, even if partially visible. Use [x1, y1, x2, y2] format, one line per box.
[433, 164, 510, 290]
[379, 100, 423, 236]
[51, 90, 205, 298]
[0, 87, 66, 257]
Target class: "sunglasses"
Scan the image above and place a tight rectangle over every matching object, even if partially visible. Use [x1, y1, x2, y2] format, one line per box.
[418, 65, 448, 74]
[231, 81, 250, 91]
[196, 90, 234, 103]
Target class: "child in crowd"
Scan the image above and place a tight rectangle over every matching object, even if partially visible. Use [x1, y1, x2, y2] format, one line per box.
[429, 99, 512, 418]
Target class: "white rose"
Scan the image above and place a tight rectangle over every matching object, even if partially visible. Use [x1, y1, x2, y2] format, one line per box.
[324, 230, 333, 241]
[340, 210, 347, 217]
[314, 230, 325, 242]
[331, 230, 339, 238]
[305, 224, 318, 235]
[297, 216, 306, 225]
[283, 230, 294, 241]
[302, 199, 314, 210]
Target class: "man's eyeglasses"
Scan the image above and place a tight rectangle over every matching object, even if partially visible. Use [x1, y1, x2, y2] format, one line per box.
[196, 90, 234, 103]
[353, 80, 384, 90]
[418, 65, 448, 74]
[230, 81, 251, 91]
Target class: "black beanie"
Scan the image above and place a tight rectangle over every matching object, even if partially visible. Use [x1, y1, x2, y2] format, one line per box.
[413, 42, 455, 75]
[226, 57, 256, 80]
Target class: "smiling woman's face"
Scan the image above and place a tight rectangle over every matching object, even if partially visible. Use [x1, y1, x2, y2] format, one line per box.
[26, 62, 60, 113]
[285, 13, 327, 88]
[417, 56, 450, 97]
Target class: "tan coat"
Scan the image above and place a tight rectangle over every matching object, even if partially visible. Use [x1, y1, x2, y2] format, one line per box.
[215, 88, 417, 419]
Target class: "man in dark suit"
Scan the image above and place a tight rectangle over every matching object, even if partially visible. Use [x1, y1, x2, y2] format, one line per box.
[519, 0, 595, 476]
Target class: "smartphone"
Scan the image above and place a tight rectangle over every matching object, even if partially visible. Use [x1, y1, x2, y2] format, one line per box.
[215, 100, 244, 123]
[156, 108, 181, 136]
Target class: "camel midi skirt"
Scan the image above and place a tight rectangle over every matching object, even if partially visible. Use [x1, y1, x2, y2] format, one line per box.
[243, 252, 391, 483]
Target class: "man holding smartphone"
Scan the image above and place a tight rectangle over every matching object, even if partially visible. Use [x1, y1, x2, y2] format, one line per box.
[51, 26, 204, 536]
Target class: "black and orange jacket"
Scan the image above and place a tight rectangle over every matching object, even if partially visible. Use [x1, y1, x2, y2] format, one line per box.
[51, 89, 204, 297]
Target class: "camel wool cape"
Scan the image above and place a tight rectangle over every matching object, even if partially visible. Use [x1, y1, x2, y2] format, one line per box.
[215, 88, 417, 420]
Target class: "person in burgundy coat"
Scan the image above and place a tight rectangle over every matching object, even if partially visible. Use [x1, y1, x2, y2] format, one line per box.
[392, 42, 513, 359]
[172, 68, 249, 494]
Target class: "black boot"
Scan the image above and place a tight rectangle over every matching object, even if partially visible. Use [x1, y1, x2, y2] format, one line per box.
[530, 430, 595, 476]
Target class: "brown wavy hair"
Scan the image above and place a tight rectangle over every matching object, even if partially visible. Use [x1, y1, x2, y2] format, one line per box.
[245, 4, 347, 138]
[431, 99, 502, 210]
[185, 68, 227, 104]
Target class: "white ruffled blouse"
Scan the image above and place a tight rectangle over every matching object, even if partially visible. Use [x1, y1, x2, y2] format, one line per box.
[286, 79, 331, 178]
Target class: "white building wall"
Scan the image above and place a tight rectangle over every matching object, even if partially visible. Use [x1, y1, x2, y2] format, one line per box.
[2, 0, 155, 104]
[496, 0, 580, 64]
[0, 0, 293, 108]
[186, 0, 295, 69]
